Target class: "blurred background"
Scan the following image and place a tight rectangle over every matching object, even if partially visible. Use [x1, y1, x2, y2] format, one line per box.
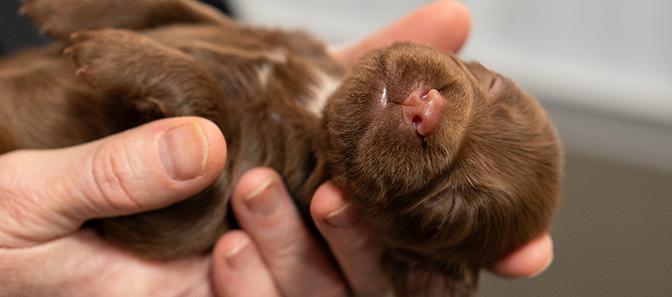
[2, 0, 671, 296]
[232, 1, 672, 296]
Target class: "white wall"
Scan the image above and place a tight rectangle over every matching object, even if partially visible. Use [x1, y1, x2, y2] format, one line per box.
[231, 0, 429, 44]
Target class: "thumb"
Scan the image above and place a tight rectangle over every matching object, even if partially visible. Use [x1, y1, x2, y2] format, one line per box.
[0, 117, 226, 247]
[331, 0, 471, 68]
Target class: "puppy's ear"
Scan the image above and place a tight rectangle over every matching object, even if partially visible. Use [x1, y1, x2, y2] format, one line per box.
[463, 61, 504, 98]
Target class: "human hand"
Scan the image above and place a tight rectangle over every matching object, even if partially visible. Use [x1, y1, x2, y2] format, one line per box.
[0, 117, 227, 297]
[211, 1, 553, 296]
[213, 173, 552, 297]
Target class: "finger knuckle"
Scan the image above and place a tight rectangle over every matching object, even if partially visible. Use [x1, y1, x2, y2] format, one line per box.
[0, 151, 44, 242]
[0, 151, 35, 198]
[0, 186, 34, 231]
[86, 143, 143, 212]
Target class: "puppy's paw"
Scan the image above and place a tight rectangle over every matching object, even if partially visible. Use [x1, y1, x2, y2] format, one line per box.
[20, 0, 92, 39]
[64, 29, 158, 90]
[20, 0, 154, 39]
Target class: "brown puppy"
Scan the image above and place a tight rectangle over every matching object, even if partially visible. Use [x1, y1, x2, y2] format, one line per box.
[0, 0, 562, 296]
[324, 45, 561, 294]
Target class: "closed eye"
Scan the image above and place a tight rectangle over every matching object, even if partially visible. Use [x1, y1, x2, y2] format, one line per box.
[487, 74, 503, 97]
[488, 74, 499, 90]
[436, 80, 457, 93]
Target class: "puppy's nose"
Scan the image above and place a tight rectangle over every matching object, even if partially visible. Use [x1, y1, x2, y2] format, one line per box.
[402, 88, 445, 136]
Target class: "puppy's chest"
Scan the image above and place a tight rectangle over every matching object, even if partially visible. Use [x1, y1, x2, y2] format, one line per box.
[222, 47, 340, 119]
[302, 66, 341, 117]
[153, 29, 341, 119]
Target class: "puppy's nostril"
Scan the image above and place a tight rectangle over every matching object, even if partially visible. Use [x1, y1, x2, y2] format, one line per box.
[402, 88, 446, 137]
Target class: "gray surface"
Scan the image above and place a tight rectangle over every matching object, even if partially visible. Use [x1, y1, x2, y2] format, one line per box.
[480, 153, 672, 296]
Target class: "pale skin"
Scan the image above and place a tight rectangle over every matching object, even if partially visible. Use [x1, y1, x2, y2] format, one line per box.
[0, 1, 552, 296]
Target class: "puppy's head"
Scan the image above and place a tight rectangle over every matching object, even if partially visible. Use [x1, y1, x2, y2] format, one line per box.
[324, 43, 561, 267]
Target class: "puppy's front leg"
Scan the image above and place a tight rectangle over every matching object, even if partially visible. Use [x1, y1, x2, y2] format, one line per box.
[64, 29, 225, 122]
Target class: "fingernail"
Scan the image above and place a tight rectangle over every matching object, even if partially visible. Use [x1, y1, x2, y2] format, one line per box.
[325, 203, 358, 228]
[243, 177, 280, 216]
[224, 238, 252, 272]
[158, 122, 208, 180]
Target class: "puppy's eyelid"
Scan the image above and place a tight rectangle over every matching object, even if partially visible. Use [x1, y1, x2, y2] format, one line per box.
[437, 80, 457, 93]
[488, 75, 499, 90]
[487, 74, 503, 97]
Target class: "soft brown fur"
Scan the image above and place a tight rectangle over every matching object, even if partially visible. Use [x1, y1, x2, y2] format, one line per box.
[0, 1, 562, 296]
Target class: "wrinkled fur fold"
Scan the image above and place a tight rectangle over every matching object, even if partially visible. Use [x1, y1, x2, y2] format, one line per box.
[0, 1, 562, 296]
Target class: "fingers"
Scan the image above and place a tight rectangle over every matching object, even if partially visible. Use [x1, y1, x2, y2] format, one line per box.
[310, 182, 394, 297]
[229, 168, 347, 297]
[0, 117, 226, 247]
[0, 229, 212, 297]
[211, 231, 282, 297]
[332, 0, 471, 68]
[489, 233, 554, 278]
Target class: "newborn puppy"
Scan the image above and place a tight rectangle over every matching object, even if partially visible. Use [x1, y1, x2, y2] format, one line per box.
[0, 0, 562, 296]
